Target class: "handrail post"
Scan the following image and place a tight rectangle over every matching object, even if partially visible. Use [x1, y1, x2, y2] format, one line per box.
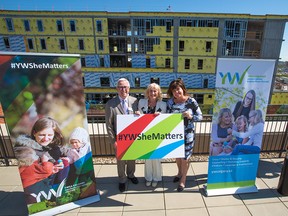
[279, 119, 288, 158]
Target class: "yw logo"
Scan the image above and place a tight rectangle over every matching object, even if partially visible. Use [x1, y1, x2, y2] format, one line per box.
[219, 65, 251, 84]
[30, 178, 66, 203]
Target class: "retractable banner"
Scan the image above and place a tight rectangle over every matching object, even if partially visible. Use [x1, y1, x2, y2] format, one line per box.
[0, 52, 100, 215]
[206, 58, 275, 196]
[116, 114, 184, 160]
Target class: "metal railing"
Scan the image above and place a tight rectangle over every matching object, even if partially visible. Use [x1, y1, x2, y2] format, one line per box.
[1, 114, 288, 166]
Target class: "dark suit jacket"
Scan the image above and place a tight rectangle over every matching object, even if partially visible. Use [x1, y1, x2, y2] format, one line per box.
[105, 95, 138, 144]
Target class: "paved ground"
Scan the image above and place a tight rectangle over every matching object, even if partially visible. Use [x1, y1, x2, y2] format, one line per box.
[1, 158, 288, 216]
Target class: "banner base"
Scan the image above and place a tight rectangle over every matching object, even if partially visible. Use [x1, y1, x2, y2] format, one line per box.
[204, 185, 258, 196]
[30, 191, 101, 216]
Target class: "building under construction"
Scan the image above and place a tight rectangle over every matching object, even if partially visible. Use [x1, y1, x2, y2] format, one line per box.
[0, 10, 288, 113]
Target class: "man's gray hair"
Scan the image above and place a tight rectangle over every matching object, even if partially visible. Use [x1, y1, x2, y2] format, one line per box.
[117, 78, 130, 87]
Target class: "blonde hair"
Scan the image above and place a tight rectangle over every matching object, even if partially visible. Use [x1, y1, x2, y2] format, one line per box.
[217, 108, 233, 125]
[145, 83, 162, 101]
[249, 109, 264, 125]
[235, 115, 248, 132]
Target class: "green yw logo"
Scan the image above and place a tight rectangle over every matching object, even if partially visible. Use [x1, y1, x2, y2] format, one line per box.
[219, 65, 251, 84]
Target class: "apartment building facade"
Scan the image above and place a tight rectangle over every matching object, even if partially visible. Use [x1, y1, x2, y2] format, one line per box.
[0, 10, 287, 112]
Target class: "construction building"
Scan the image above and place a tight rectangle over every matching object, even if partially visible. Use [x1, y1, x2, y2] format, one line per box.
[0, 10, 288, 113]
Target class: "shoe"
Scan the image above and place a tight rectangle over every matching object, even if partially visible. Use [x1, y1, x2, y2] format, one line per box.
[128, 177, 139, 184]
[152, 181, 158, 187]
[146, 181, 152, 187]
[177, 185, 185, 192]
[119, 183, 126, 192]
[173, 176, 181, 183]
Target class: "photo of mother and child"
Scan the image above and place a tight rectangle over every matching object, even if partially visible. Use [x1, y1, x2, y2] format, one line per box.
[210, 90, 265, 156]
[13, 116, 94, 204]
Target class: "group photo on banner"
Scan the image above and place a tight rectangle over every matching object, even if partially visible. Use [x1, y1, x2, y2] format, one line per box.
[0, 52, 100, 215]
[206, 58, 275, 196]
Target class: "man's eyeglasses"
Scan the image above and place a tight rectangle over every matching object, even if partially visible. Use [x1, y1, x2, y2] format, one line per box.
[117, 86, 129, 90]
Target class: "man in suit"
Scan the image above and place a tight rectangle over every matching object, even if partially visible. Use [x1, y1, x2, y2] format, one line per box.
[105, 78, 139, 192]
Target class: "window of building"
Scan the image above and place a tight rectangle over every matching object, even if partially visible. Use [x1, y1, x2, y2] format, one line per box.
[146, 58, 151, 68]
[165, 58, 171, 68]
[98, 39, 104, 51]
[127, 43, 132, 53]
[150, 77, 159, 84]
[5, 18, 14, 31]
[193, 94, 204, 104]
[135, 77, 140, 87]
[138, 39, 144, 53]
[235, 23, 241, 35]
[100, 77, 110, 87]
[39, 39, 46, 50]
[59, 39, 65, 50]
[27, 38, 34, 49]
[3, 37, 10, 49]
[100, 57, 104, 67]
[79, 39, 84, 50]
[82, 77, 85, 87]
[70, 20, 76, 32]
[166, 21, 172, 32]
[57, 20, 63, 32]
[96, 20, 102, 32]
[222, 39, 245, 56]
[24, 20, 30, 31]
[206, 41, 212, 52]
[224, 20, 247, 38]
[81, 57, 86, 67]
[37, 20, 44, 32]
[180, 19, 219, 28]
[203, 79, 208, 88]
[166, 40, 171, 51]
[145, 20, 151, 33]
[187, 21, 192, 27]
[128, 56, 132, 67]
[198, 59, 203, 70]
[185, 59, 190, 69]
[179, 40, 185, 51]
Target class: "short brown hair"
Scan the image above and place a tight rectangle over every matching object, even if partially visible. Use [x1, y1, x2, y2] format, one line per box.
[167, 78, 188, 98]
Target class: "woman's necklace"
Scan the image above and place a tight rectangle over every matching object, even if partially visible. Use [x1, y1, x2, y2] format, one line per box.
[148, 100, 156, 108]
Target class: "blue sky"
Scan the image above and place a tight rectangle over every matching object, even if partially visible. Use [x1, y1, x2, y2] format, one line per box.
[1, 0, 288, 61]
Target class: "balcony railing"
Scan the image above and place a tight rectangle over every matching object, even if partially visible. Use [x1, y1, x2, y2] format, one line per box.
[1, 114, 287, 166]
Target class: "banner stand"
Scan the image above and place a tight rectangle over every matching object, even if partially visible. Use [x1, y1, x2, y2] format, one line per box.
[204, 185, 258, 196]
[30, 191, 100, 216]
[0, 52, 100, 214]
[206, 58, 275, 197]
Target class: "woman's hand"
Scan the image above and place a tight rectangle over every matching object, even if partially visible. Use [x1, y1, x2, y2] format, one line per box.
[182, 111, 193, 119]
[52, 164, 63, 174]
[227, 128, 233, 134]
[134, 111, 141, 115]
